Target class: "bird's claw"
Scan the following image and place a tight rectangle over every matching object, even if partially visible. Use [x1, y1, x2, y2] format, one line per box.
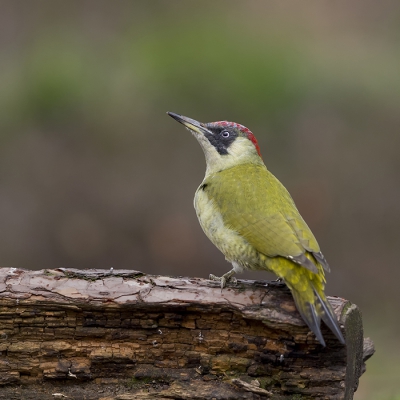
[220, 277, 226, 290]
[209, 273, 237, 289]
[209, 274, 225, 289]
[266, 277, 286, 287]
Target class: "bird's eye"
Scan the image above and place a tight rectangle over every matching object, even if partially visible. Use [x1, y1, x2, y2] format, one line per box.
[221, 131, 230, 138]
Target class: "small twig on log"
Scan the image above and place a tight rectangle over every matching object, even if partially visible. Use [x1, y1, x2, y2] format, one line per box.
[231, 378, 273, 396]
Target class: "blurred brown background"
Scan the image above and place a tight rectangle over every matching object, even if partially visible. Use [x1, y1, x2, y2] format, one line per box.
[0, 1, 399, 398]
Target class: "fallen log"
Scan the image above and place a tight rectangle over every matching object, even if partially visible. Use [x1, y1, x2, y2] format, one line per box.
[0, 268, 373, 400]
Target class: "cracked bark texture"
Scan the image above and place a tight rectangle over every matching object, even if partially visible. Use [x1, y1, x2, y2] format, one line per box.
[0, 268, 373, 400]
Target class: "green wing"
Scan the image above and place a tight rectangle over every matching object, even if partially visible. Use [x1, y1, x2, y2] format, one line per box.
[205, 164, 325, 272]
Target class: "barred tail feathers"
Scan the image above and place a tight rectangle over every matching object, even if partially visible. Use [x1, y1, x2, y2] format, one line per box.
[290, 288, 326, 346]
[269, 255, 345, 346]
[314, 288, 345, 344]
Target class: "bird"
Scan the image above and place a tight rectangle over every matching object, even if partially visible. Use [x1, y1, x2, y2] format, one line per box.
[167, 112, 345, 347]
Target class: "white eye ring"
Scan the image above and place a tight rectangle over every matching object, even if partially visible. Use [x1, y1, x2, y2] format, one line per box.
[222, 131, 230, 138]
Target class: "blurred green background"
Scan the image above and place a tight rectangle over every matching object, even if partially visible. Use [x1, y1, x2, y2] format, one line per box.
[1, 1, 399, 398]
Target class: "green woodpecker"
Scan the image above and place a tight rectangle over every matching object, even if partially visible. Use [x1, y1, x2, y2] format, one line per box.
[167, 112, 345, 347]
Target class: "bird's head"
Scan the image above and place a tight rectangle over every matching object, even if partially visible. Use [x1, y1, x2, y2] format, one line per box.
[168, 112, 263, 175]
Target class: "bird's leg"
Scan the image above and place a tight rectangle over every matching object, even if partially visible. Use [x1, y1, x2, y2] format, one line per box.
[209, 269, 237, 289]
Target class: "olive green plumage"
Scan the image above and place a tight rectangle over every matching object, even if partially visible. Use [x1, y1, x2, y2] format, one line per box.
[202, 164, 319, 259]
[167, 112, 345, 346]
[196, 163, 344, 346]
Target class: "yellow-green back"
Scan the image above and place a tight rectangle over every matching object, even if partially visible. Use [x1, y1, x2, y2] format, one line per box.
[204, 163, 320, 259]
[202, 163, 345, 345]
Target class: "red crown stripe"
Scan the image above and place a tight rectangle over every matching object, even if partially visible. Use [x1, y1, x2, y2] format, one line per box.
[213, 121, 262, 157]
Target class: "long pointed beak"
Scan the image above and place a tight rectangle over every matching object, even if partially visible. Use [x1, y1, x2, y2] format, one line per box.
[167, 112, 212, 136]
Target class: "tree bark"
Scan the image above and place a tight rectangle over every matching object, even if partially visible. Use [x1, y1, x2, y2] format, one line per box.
[0, 268, 374, 400]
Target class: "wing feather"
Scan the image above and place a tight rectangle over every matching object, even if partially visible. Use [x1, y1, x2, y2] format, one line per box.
[205, 164, 321, 270]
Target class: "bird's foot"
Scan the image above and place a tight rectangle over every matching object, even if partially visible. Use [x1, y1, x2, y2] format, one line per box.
[209, 274, 227, 289]
[266, 277, 286, 287]
[209, 272, 237, 290]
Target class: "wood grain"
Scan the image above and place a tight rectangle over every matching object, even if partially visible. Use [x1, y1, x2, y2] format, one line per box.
[0, 268, 374, 399]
